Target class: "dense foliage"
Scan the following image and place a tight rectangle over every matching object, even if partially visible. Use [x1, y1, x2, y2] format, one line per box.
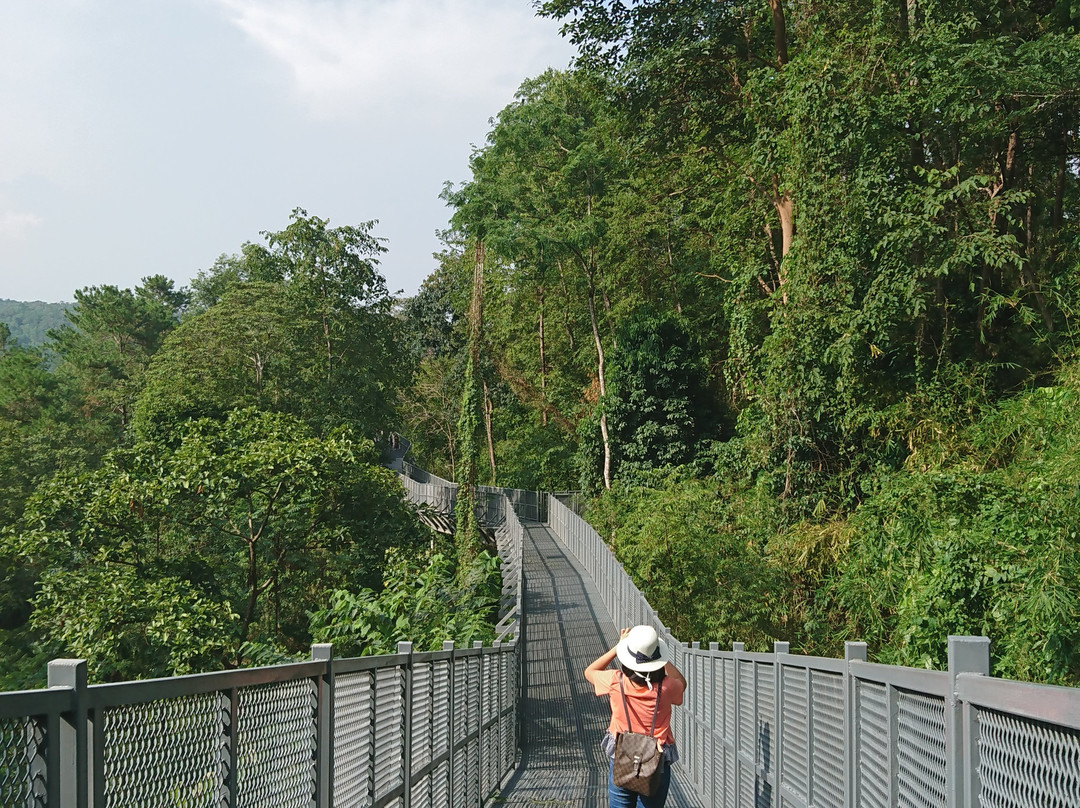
[396, 0, 1080, 684]
[0, 212, 496, 688]
[3, 1, 1079, 689]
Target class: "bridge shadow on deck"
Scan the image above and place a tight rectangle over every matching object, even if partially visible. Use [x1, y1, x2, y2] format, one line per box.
[497, 522, 704, 808]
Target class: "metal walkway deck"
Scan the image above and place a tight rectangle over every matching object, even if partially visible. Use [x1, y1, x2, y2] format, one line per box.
[497, 521, 705, 807]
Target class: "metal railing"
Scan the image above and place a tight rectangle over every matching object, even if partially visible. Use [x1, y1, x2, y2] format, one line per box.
[399, 461, 458, 516]
[477, 487, 544, 525]
[0, 476, 524, 808]
[546, 493, 1080, 808]
[398, 464, 545, 526]
[7, 465, 1080, 808]
[0, 640, 518, 808]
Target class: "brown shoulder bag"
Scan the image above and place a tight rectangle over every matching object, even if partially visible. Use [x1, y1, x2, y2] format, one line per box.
[612, 675, 664, 796]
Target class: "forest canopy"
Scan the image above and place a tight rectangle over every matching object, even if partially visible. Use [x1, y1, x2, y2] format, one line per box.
[0, 211, 495, 688]
[399, 0, 1080, 684]
[2, 0, 1079, 688]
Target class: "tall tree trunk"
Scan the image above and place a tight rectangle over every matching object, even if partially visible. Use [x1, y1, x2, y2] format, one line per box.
[1053, 143, 1066, 231]
[586, 270, 612, 490]
[483, 378, 496, 485]
[538, 284, 548, 426]
[455, 239, 486, 578]
[775, 193, 794, 258]
[241, 536, 258, 652]
[469, 242, 485, 364]
[773, 191, 794, 304]
[556, 260, 576, 352]
[767, 0, 789, 66]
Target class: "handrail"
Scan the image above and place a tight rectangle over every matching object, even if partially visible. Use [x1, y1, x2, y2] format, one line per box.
[5, 462, 1080, 808]
[543, 493, 1080, 808]
[0, 465, 523, 808]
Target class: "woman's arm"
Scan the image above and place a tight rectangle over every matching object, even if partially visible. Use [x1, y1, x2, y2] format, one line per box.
[665, 661, 687, 705]
[584, 628, 630, 686]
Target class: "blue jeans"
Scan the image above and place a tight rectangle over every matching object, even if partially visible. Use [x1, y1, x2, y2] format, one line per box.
[607, 757, 671, 808]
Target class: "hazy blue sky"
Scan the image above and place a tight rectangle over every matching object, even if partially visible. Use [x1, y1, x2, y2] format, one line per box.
[0, 0, 575, 303]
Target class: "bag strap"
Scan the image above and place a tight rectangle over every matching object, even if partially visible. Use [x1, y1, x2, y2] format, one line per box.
[617, 672, 663, 735]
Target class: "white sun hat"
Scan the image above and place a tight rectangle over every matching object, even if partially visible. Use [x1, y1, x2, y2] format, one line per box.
[615, 625, 670, 673]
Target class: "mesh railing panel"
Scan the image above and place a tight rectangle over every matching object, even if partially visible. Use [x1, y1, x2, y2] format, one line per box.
[101, 693, 226, 808]
[432, 658, 451, 760]
[333, 670, 374, 808]
[739, 660, 755, 759]
[896, 690, 947, 808]
[464, 655, 480, 808]
[977, 708, 1080, 808]
[430, 658, 451, 808]
[412, 661, 433, 773]
[809, 670, 845, 808]
[856, 680, 891, 808]
[235, 679, 317, 808]
[757, 661, 775, 776]
[0, 717, 45, 808]
[372, 666, 405, 802]
[500, 650, 517, 774]
[451, 653, 480, 808]
[781, 667, 809, 800]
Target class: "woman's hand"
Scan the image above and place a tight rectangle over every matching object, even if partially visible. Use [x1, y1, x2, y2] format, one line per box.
[611, 627, 630, 651]
[586, 631, 628, 683]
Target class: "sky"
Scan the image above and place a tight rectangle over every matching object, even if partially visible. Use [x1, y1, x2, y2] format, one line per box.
[0, 0, 577, 303]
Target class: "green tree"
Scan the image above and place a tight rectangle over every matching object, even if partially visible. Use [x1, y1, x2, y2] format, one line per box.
[601, 312, 716, 483]
[6, 408, 427, 680]
[310, 550, 501, 656]
[450, 69, 630, 488]
[134, 282, 304, 437]
[146, 210, 408, 439]
[0, 301, 70, 347]
[48, 275, 188, 446]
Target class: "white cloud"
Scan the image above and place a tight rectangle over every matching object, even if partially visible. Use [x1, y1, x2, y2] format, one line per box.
[0, 210, 43, 239]
[214, 0, 572, 123]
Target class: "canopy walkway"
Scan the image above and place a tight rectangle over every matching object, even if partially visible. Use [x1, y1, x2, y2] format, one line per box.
[2, 461, 1079, 807]
[499, 520, 702, 807]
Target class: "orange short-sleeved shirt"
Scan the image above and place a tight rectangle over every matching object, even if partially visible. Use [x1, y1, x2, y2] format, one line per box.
[591, 670, 684, 746]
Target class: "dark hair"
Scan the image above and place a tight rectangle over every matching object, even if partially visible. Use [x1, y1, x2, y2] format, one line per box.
[620, 664, 667, 686]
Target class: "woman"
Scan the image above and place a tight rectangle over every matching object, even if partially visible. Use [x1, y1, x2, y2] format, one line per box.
[585, 625, 687, 808]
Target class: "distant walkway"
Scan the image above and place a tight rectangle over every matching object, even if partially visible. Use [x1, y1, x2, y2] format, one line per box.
[497, 522, 704, 807]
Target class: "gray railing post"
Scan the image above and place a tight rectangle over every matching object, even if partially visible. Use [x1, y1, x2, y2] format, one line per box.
[732, 642, 745, 800]
[474, 640, 484, 808]
[443, 640, 457, 805]
[225, 685, 239, 808]
[398, 641, 414, 808]
[312, 643, 334, 808]
[47, 659, 87, 808]
[494, 640, 504, 778]
[709, 642, 720, 807]
[947, 636, 990, 808]
[844, 642, 867, 808]
[774, 641, 790, 808]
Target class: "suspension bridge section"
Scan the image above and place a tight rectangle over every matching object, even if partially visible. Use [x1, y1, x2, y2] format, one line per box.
[495, 520, 703, 807]
[1, 460, 1080, 807]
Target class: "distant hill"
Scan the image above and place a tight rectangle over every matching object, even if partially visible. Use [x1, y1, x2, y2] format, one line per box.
[0, 299, 70, 347]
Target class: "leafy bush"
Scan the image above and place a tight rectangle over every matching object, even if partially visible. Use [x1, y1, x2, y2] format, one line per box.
[586, 469, 789, 648]
[822, 369, 1080, 684]
[309, 550, 502, 655]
